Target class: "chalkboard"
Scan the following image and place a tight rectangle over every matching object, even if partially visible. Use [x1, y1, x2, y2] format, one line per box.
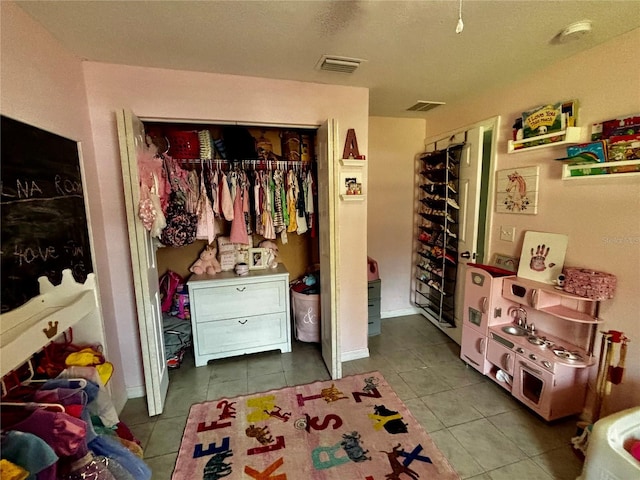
[1, 116, 93, 313]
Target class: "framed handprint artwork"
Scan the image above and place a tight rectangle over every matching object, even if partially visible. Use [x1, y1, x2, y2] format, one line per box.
[517, 231, 568, 284]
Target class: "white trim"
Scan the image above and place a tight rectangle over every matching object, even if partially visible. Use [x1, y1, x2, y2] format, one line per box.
[126, 385, 146, 399]
[381, 307, 420, 318]
[341, 347, 369, 362]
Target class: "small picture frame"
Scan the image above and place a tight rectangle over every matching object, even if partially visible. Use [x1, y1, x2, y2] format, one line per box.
[248, 248, 267, 270]
[340, 172, 363, 196]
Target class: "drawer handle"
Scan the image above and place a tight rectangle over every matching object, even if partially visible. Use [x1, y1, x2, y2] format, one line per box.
[236, 287, 246, 292]
[238, 319, 248, 325]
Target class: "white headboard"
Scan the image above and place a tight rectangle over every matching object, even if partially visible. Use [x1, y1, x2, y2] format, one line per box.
[0, 269, 104, 377]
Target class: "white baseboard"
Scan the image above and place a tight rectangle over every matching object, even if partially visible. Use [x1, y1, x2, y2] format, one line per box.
[126, 385, 146, 399]
[381, 307, 420, 319]
[341, 347, 370, 362]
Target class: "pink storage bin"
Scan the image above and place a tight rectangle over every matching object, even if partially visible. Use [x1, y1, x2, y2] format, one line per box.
[291, 290, 320, 342]
[367, 256, 380, 282]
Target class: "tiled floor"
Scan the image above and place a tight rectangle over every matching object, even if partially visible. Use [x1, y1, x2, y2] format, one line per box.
[120, 314, 585, 479]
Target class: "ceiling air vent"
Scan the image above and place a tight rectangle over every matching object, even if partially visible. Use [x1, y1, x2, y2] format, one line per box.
[316, 55, 363, 74]
[406, 101, 446, 112]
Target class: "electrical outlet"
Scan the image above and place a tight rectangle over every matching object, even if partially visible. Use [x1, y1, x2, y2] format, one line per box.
[500, 226, 516, 242]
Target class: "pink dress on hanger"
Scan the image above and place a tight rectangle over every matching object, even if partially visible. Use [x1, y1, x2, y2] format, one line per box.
[230, 178, 249, 245]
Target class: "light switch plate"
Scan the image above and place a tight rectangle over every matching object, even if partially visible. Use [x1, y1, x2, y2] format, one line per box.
[500, 226, 516, 242]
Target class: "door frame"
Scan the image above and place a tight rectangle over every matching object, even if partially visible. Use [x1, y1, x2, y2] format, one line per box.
[423, 116, 500, 276]
[119, 112, 342, 414]
[116, 110, 169, 416]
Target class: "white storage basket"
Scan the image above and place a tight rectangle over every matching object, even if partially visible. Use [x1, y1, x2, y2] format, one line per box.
[578, 406, 640, 480]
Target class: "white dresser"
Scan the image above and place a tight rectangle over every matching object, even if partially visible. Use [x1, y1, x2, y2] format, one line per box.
[187, 264, 291, 367]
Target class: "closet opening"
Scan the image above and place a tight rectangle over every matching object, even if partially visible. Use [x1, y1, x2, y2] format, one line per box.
[123, 117, 326, 413]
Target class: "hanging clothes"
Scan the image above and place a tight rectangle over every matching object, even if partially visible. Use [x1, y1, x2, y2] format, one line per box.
[296, 170, 308, 234]
[306, 169, 317, 238]
[195, 169, 216, 244]
[209, 167, 220, 217]
[261, 171, 276, 240]
[242, 171, 253, 236]
[229, 173, 249, 245]
[253, 171, 264, 237]
[286, 169, 298, 233]
[272, 169, 287, 244]
[219, 171, 234, 221]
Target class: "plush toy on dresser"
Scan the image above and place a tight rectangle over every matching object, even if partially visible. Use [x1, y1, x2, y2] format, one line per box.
[189, 244, 222, 275]
[259, 240, 279, 269]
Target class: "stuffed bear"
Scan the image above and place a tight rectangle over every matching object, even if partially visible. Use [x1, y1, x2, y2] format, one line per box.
[189, 244, 222, 275]
[258, 240, 279, 269]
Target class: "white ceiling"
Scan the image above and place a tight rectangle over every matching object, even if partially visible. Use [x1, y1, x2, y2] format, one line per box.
[15, 1, 640, 118]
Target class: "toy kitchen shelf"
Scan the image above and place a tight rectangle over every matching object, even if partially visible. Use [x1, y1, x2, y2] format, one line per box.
[507, 127, 583, 154]
[502, 276, 602, 324]
[562, 158, 640, 180]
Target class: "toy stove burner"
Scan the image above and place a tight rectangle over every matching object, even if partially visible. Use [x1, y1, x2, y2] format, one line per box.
[553, 348, 584, 363]
[528, 336, 555, 348]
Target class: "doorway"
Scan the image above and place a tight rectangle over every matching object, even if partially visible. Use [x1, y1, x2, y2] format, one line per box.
[415, 116, 500, 344]
[117, 110, 341, 415]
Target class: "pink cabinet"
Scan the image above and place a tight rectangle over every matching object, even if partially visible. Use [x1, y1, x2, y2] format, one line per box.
[461, 326, 489, 374]
[463, 266, 516, 332]
[486, 338, 515, 383]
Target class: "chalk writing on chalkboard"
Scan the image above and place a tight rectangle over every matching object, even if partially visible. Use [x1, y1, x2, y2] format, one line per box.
[1, 116, 93, 313]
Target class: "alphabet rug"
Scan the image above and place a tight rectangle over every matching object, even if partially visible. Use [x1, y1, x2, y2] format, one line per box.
[172, 371, 460, 479]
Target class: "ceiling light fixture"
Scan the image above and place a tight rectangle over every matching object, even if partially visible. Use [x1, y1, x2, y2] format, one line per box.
[456, 0, 464, 34]
[557, 20, 592, 43]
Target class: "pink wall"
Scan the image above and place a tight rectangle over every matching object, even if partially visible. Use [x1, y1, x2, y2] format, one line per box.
[423, 28, 640, 416]
[81, 62, 370, 392]
[368, 117, 426, 315]
[0, 2, 127, 408]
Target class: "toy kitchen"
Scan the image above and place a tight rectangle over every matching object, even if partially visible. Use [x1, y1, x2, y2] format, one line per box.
[460, 232, 618, 421]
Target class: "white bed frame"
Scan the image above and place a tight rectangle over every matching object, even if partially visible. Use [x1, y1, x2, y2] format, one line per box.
[0, 269, 105, 378]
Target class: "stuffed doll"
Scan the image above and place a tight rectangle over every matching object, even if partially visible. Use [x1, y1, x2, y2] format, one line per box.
[189, 244, 222, 275]
[258, 240, 279, 269]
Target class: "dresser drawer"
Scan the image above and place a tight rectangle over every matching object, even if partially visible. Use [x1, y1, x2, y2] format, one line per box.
[190, 279, 287, 322]
[368, 279, 381, 300]
[368, 298, 381, 318]
[195, 312, 287, 356]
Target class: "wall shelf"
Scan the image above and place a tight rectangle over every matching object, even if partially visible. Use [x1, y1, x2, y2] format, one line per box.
[340, 194, 365, 202]
[508, 127, 583, 154]
[562, 159, 640, 180]
[340, 158, 365, 167]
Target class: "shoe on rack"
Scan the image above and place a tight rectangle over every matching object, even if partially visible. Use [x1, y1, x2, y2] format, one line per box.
[447, 198, 460, 209]
[446, 213, 456, 223]
[445, 227, 457, 238]
[447, 181, 457, 194]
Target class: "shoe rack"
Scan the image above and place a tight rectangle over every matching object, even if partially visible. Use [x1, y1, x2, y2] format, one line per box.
[414, 143, 464, 326]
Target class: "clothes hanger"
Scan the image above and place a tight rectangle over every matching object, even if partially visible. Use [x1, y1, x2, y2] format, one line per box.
[0, 401, 65, 413]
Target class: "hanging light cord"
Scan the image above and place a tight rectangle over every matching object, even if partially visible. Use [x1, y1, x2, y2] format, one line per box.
[456, 0, 464, 34]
